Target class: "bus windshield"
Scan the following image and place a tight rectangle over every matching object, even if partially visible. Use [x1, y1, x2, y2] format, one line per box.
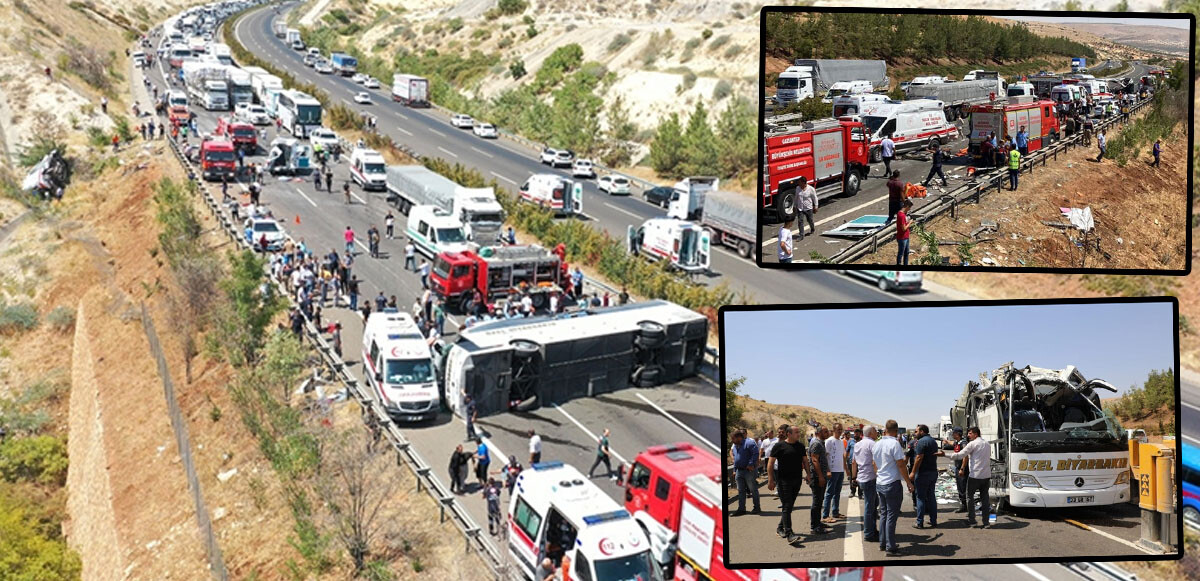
[592, 550, 664, 581]
[384, 358, 434, 385]
[297, 104, 322, 125]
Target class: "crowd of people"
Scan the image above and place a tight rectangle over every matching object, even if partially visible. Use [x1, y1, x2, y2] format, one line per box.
[729, 419, 992, 557]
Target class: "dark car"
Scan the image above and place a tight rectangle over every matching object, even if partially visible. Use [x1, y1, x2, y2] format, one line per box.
[643, 185, 674, 208]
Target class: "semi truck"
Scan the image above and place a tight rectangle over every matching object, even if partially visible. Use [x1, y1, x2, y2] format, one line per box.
[948, 363, 1133, 513]
[429, 243, 567, 313]
[435, 300, 708, 417]
[385, 165, 505, 242]
[1028, 75, 1063, 98]
[286, 28, 302, 50]
[224, 67, 254, 105]
[1072, 57, 1087, 73]
[392, 73, 430, 107]
[209, 43, 232, 66]
[905, 78, 1005, 120]
[627, 218, 711, 273]
[774, 59, 888, 105]
[330, 52, 358, 76]
[182, 61, 230, 111]
[249, 71, 284, 106]
[665, 177, 756, 259]
[272, 20, 287, 38]
[760, 116, 871, 224]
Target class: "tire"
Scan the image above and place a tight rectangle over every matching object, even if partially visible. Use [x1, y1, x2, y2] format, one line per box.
[511, 339, 540, 358]
[637, 320, 666, 341]
[736, 239, 751, 258]
[845, 169, 861, 196]
[877, 277, 891, 292]
[457, 293, 474, 314]
[530, 293, 547, 310]
[774, 188, 796, 222]
[870, 146, 882, 163]
[1184, 506, 1200, 530]
[635, 334, 666, 350]
[635, 365, 662, 388]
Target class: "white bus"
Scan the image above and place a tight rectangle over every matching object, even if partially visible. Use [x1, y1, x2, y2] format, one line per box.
[276, 90, 323, 138]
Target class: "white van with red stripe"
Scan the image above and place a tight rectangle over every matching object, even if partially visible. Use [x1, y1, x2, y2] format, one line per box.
[508, 461, 662, 581]
[349, 148, 387, 191]
[628, 218, 711, 273]
[361, 309, 439, 422]
[518, 173, 583, 216]
[859, 99, 958, 163]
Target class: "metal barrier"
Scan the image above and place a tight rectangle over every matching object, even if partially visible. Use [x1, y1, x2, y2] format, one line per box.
[830, 98, 1150, 264]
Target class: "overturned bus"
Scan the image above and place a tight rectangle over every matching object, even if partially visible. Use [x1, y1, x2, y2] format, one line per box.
[949, 363, 1133, 512]
[435, 300, 709, 418]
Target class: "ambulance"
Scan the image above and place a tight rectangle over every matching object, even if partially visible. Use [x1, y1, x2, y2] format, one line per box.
[831, 93, 889, 118]
[508, 461, 662, 581]
[361, 310, 439, 422]
[627, 218, 711, 273]
[859, 99, 958, 162]
[518, 173, 583, 216]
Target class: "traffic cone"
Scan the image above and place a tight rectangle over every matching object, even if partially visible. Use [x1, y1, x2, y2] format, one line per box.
[295, 215, 301, 225]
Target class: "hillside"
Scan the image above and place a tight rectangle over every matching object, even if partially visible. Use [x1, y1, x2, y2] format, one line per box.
[1064, 23, 1190, 58]
[731, 395, 878, 438]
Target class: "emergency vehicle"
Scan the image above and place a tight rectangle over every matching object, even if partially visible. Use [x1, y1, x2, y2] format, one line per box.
[405, 205, 469, 258]
[760, 117, 871, 224]
[429, 244, 567, 313]
[622, 443, 721, 569]
[627, 218, 711, 273]
[361, 310, 439, 421]
[349, 148, 387, 191]
[509, 461, 662, 581]
[518, 174, 583, 216]
[831, 93, 889, 118]
[860, 99, 958, 162]
[167, 90, 190, 126]
[199, 137, 236, 181]
[966, 97, 1061, 159]
[214, 116, 257, 152]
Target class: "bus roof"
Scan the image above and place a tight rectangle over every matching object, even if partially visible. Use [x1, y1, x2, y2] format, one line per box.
[457, 300, 705, 351]
[282, 90, 321, 105]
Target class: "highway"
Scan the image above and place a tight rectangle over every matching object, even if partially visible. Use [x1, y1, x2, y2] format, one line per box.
[232, 4, 954, 305]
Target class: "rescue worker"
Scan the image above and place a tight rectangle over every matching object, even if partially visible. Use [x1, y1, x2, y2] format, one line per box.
[1008, 145, 1021, 191]
[921, 145, 947, 188]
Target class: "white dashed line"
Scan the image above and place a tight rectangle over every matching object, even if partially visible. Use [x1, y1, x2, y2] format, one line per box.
[395, 127, 413, 137]
[437, 146, 459, 158]
[602, 202, 642, 220]
[490, 172, 516, 185]
[632, 393, 718, 452]
[428, 127, 446, 137]
[552, 403, 628, 466]
[293, 188, 318, 207]
[470, 146, 494, 159]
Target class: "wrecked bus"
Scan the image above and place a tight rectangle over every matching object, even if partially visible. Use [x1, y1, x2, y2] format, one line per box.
[949, 363, 1132, 512]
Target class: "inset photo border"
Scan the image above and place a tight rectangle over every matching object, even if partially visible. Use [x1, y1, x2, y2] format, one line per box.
[718, 297, 1183, 570]
[756, 7, 1194, 275]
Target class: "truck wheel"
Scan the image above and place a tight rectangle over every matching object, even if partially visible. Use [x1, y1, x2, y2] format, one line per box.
[774, 189, 796, 222]
[736, 240, 751, 258]
[637, 321, 666, 341]
[458, 294, 474, 314]
[870, 146, 882, 163]
[634, 365, 663, 388]
[635, 334, 665, 350]
[845, 170, 861, 196]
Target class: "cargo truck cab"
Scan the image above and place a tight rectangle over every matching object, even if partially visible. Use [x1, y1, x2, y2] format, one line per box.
[362, 310, 439, 421]
[405, 205, 469, 258]
[628, 219, 711, 274]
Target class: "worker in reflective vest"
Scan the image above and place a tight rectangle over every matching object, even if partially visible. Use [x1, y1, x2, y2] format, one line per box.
[1007, 148, 1021, 191]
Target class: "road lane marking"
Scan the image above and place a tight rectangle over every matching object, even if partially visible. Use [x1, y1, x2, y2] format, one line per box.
[352, 192, 368, 204]
[1015, 564, 1055, 581]
[1063, 518, 1156, 554]
[633, 393, 718, 452]
[843, 490, 864, 561]
[395, 127, 413, 137]
[902, 576, 915, 581]
[490, 172, 516, 185]
[1183, 400, 1200, 413]
[293, 188, 318, 207]
[470, 146, 494, 159]
[393, 111, 409, 120]
[760, 193, 889, 249]
[602, 202, 642, 220]
[1185, 434, 1200, 446]
[552, 403, 628, 467]
[437, 146, 459, 158]
[428, 127, 446, 137]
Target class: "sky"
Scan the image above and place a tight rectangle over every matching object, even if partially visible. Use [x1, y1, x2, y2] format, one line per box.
[997, 16, 1191, 30]
[722, 302, 1175, 428]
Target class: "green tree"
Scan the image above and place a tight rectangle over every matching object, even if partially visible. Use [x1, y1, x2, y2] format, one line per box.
[606, 95, 637, 142]
[725, 376, 747, 429]
[509, 59, 526, 79]
[153, 178, 203, 267]
[0, 492, 81, 580]
[680, 102, 717, 177]
[209, 251, 285, 367]
[0, 436, 68, 486]
[714, 98, 756, 179]
[648, 113, 685, 177]
[549, 72, 604, 154]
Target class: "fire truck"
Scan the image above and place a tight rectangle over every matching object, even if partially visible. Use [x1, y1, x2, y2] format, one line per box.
[429, 244, 567, 313]
[198, 137, 236, 181]
[509, 461, 662, 581]
[214, 116, 258, 152]
[622, 443, 721, 571]
[627, 218, 711, 274]
[761, 116, 871, 224]
[966, 96, 1061, 161]
[167, 90, 190, 126]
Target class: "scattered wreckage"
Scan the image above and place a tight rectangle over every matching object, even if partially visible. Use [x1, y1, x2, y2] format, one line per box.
[21, 149, 71, 199]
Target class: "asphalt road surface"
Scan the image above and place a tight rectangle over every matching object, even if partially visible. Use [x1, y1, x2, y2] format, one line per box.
[725, 456, 1150, 565]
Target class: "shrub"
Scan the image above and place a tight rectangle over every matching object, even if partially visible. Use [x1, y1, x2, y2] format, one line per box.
[723, 44, 742, 59]
[0, 435, 69, 485]
[498, 0, 527, 15]
[509, 60, 527, 79]
[712, 79, 733, 100]
[702, 28, 713, 40]
[526, 25, 538, 38]
[0, 304, 39, 335]
[86, 126, 108, 148]
[708, 34, 731, 52]
[448, 17, 464, 33]
[607, 33, 632, 54]
[678, 70, 697, 94]
[45, 306, 75, 332]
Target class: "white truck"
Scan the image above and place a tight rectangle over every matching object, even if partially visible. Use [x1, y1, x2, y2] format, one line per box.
[391, 73, 430, 107]
[182, 61, 230, 111]
[664, 177, 755, 259]
[820, 80, 874, 104]
[905, 78, 1005, 121]
[209, 43, 232, 66]
[272, 20, 287, 38]
[286, 28, 302, 50]
[361, 309, 439, 422]
[385, 165, 505, 242]
[224, 67, 254, 105]
[349, 148, 388, 191]
[518, 174, 583, 217]
[250, 72, 284, 107]
[775, 59, 888, 105]
[506, 462, 663, 581]
[949, 363, 1132, 512]
[404, 205, 470, 258]
[627, 218, 711, 273]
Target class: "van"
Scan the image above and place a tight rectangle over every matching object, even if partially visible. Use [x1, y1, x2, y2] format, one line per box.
[832, 93, 890, 118]
[841, 269, 923, 292]
[860, 99, 958, 161]
[405, 205, 469, 257]
[1050, 84, 1084, 106]
[1007, 83, 1035, 98]
[362, 310, 439, 422]
[349, 148, 387, 191]
[822, 80, 873, 103]
[132, 51, 146, 68]
[518, 173, 582, 216]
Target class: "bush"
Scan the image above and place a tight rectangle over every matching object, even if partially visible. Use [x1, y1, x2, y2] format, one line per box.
[498, 0, 527, 15]
[0, 491, 82, 580]
[45, 306, 75, 332]
[677, 70, 697, 94]
[708, 34, 731, 52]
[723, 44, 742, 59]
[702, 28, 713, 40]
[0, 304, 39, 335]
[509, 60, 526, 79]
[712, 79, 733, 100]
[448, 17, 464, 33]
[86, 126, 109, 148]
[607, 33, 633, 54]
[0, 436, 69, 486]
[526, 24, 538, 38]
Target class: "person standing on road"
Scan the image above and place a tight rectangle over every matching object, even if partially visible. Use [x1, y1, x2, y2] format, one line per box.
[463, 393, 478, 441]
[822, 423, 846, 523]
[795, 176, 817, 241]
[854, 426, 879, 544]
[1008, 146, 1021, 191]
[325, 168, 333, 193]
[571, 267, 584, 300]
[879, 133, 895, 176]
[433, 298, 446, 336]
[921, 145, 948, 188]
[885, 171, 904, 224]
[474, 438, 491, 487]
[943, 428, 967, 511]
[385, 211, 395, 239]
[730, 429, 761, 516]
[846, 429, 860, 499]
[895, 200, 912, 266]
[873, 420, 916, 556]
[1152, 139, 1162, 168]
[588, 428, 614, 480]
[767, 425, 807, 545]
[448, 444, 469, 494]
[1016, 126, 1029, 157]
[347, 274, 360, 311]
[951, 427, 991, 528]
[909, 424, 944, 529]
[1095, 129, 1107, 163]
[418, 259, 430, 289]
[344, 226, 356, 255]
[807, 427, 832, 536]
[484, 478, 503, 535]
[528, 429, 542, 465]
[777, 220, 794, 264]
[367, 224, 380, 258]
[374, 291, 387, 313]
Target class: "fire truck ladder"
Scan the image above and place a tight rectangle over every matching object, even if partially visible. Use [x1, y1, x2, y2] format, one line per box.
[765, 116, 846, 137]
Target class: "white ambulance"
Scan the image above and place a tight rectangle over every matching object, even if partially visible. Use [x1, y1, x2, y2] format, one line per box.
[518, 174, 583, 216]
[859, 99, 958, 162]
[348, 148, 387, 191]
[361, 310, 439, 422]
[627, 218, 711, 274]
[831, 93, 890, 118]
[508, 461, 662, 581]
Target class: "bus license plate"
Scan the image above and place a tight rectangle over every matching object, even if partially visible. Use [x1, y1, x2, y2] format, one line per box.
[1067, 495, 1094, 504]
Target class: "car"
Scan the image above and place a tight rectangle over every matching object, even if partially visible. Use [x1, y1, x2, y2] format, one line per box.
[539, 147, 561, 165]
[234, 102, 251, 119]
[364, 77, 380, 89]
[839, 269, 923, 292]
[316, 61, 334, 74]
[308, 127, 340, 151]
[597, 174, 631, 195]
[450, 113, 474, 129]
[643, 185, 674, 208]
[571, 159, 595, 179]
[303, 54, 316, 67]
[352, 73, 367, 84]
[244, 104, 270, 125]
[353, 92, 371, 104]
[472, 123, 497, 138]
[245, 217, 286, 251]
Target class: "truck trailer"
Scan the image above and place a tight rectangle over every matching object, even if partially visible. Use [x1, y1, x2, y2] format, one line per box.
[392, 73, 430, 107]
[385, 165, 505, 242]
[775, 59, 888, 105]
[436, 300, 708, 417]
[665, 177, 756, 259]
[905, 78, 1005, 120]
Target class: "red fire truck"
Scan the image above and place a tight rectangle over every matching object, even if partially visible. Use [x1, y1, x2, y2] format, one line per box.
[215, 116, 258, 152]
[429, 244, 568, 313]
[761, 117, 871, 224]
[966, 97, 1061, 160]
[199, 137, 237, 181]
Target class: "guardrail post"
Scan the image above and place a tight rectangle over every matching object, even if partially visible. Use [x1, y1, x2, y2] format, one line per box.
[870, 234, 877, 254]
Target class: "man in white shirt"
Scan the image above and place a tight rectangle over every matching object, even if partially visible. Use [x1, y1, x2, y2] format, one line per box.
[760, 425, 783, 478]
[880, 133, 896, 176]
[528, 429, 542, 465]
[950, 426, 991, 527]
[872, 419, 915, 556]
[854, 426, 879, 542]
[777, 221, 793, 263]
[795, 177, 818, 241]
[822, 423, 846, 522]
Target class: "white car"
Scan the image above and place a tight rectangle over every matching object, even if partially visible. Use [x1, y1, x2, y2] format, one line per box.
[246, 218, 286, 251]
[450, 114, 474, 129]
[597, 174, 631, 195]
[352, 73, 367, 84]
[242, 104, 271, 125]
[472, 123, 497, 138]
[571, 159, 595, 179]
[308, 127, 340, 151]
[353, 92, 371, 104]
[316, 61, 333, 74]
[364, 77, 380, 89]
[234, 102, 251, 119]
[551, 149, 574, 168]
